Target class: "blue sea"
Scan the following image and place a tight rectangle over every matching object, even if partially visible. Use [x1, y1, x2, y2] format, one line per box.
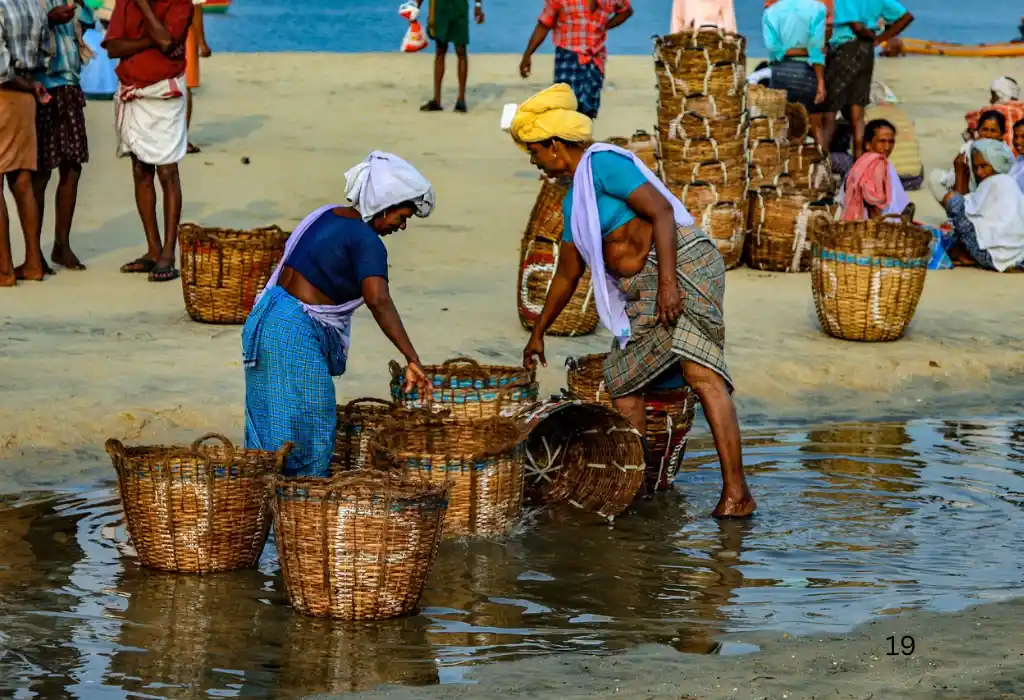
[203, 0, 1024, 55]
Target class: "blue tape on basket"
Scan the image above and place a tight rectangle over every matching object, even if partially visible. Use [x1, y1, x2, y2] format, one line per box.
[817, 249, 928, 269]
[405, 457, 496, 472]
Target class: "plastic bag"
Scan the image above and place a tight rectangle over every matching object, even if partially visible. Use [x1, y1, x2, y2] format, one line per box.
[399, 2, 428, 53]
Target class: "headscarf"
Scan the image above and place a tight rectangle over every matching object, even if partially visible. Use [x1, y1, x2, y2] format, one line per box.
[508, 84, 593, 151]
[343, 151, 435, 221]
[971, 138, 1016, 176]
[840, 152, 891, 221]
[990, 76, 1020, 104]
[964, 174, 1024, 272]
[672, 0, 737, 34]
[869, 80, 898, 107]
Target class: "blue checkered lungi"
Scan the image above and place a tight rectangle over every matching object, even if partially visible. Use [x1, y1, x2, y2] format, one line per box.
[242, 286, 346, 477]
[554, 47, 604, 119]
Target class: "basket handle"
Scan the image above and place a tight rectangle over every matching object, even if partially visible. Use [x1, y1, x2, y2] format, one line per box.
[191, 432, 236, 453]
[343, 397, 398, 417]
[439, 356, 486, 375]
[274, 441, 294, 471]
[104, 438, 127, 463]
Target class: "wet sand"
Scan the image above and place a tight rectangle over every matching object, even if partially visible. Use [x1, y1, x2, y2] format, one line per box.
[349, 598, 1024, 699]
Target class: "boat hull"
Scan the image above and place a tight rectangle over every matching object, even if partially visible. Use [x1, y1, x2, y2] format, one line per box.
[897, 38, 1024, 58]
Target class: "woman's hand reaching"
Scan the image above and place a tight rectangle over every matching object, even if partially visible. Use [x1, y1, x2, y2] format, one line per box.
[523, 334, 547, 369]
[404, 361, 431, 395]
[656, 280, 683, 328]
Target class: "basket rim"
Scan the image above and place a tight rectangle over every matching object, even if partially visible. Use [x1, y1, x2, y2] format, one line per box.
[271, 470, 448, 502]
[371, 415, 524, 462]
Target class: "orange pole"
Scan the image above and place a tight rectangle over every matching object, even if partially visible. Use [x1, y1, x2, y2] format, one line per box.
[185, 6, 201, 89]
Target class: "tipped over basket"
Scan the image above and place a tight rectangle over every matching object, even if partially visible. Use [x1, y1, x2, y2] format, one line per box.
[272, 471, 448, 620]
[389, 357, 538, 419]
[566, 354, 697, 492]
[371, 415, 525, 537]
[514, 400, 645, 521]
[810, 215, 931, 342]
[179, 223, 290, 324]
[105, 433, 290, 573]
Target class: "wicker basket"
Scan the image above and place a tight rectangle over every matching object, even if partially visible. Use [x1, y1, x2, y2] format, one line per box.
[658, 91, 746, 122]
[514, 400, 645, 520]
[104, 433, 290, 573]
[332, 397, 406, 473]
[627, 130, 659, 172]
[664, 158, 747, 204]
[747, 187, 837, 272]
[272, 471, 447, 620]
[389, 357, 539, 419]
[700, 201, 747, 269]
[660, 136, 746, 164]
[371, 415, 525, 537]
[747, 84, 788, 119]
[810, 216, 931, 342]
[517, 177, 600, 336]
[786, 102, 811, 142]
[660, 112, 746, 144]
[653, 27, 746, 65]
[747, 115, 790, 143]
[179, 224, 290, 324]
[786, 142, 832, 190]
[565, 354, 698, 493]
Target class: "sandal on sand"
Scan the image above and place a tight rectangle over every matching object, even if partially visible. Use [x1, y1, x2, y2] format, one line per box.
[454, 100, 467, 113]
[420, 100, 443, 112]
[148, 265, 180, 282]
[187, 143, 202, 154]
[120, 257, 156, 274]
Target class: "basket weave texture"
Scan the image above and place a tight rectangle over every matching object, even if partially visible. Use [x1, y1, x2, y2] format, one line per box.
[389, 357, 538, 419]
[515, 401, 645, 519]
[332, 398, 410, 473]
[105, 433, 289, 573]
[179, 224, 290, 324]
[746, 187, 838, 272]
[565, 354, 697, 492]
[747, 84, 788, 119]
[371, 415, 525, 537]
[785, 142, 832, 190]
[272, 472, 447, 620]
[810, 216, 931, 342]
[517, 177, 600, 336]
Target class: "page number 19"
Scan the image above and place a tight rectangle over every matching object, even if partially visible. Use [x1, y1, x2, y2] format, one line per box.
[886, 635, 915, 656]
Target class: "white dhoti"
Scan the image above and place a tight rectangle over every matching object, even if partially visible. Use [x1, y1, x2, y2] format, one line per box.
[114, 76, 188, 166]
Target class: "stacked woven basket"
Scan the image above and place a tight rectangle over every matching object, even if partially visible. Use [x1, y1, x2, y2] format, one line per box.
[179, 223, 289, 324]
[654, 27, 749, 269]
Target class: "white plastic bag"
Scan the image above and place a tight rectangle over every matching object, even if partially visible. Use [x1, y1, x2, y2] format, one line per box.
[399, 2, 428, 52]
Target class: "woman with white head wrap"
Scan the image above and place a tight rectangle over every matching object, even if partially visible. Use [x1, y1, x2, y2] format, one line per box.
[242, 151, 435, 477]
[990, 76, 1021, 105]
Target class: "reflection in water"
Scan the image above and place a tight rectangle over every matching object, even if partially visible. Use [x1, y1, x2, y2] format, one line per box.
[0, 418, 1021, 697]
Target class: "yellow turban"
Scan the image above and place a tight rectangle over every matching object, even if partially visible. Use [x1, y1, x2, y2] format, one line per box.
[509, 84, 594, 151]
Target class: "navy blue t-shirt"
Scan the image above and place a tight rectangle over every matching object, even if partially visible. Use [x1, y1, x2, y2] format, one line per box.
[286, 211, 388, 304]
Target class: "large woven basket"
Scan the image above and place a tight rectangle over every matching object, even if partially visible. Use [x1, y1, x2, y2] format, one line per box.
[627, 130, 659, 171]
[747, 187, 837, 272]
[663, 158, 747, 204]
[660, 135, 745, 164]
[517, 177, 600, 336]
[747, 84, 788, 119]
[653, 27, 746, 65]
[179, 223, 290, 324]
[272, 472, 448, 620]
[747, 115, 790, 143]
[660, 112, 746, 144]
[105, 433, 290, 573]
[389, 357, 539, 419]
[810, 216, 931, 342]
[514, 400, 645, 521]
[565, 354, 697, 493]
[332, 397, 415, 473]
[785, 142, 832, 190]
[372, 415, 525, 537]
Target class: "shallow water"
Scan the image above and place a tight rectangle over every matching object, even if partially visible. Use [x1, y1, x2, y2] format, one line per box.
[1, 418, 1022, 697]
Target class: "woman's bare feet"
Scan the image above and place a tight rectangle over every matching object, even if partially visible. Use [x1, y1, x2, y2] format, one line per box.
[712, 487, 757, 519]
[51, 243, 86, 270]
[0, 272, 15, 287]
[14, 262, 45, 281]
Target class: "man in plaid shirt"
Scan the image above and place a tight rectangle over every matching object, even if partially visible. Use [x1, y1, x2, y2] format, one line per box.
[519, 0, 633, 119]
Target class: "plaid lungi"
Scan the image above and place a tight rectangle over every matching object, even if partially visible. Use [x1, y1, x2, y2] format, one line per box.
[554, 47, 604, 119]
[603, 226, 732, 398]
[769, 60, 820, 113]
[242, 286, 346, 477]
[824, 38, 874, 112]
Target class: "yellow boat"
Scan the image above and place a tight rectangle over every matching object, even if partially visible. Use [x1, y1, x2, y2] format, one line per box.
[896, 38, 1024, 58]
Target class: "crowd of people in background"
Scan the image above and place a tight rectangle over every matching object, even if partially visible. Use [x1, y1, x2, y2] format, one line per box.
[0, 0, 209, 287]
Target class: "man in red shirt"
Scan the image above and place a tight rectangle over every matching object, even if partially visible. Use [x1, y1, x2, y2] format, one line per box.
[519, 0, 633, 119]
[102, 0, 193, 282]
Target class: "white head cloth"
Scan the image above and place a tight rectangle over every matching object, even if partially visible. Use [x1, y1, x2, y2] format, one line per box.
[343, 151, 435, 222]
[991, 76, 1020, 103]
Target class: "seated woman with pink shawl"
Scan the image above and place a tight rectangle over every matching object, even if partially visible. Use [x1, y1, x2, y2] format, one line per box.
[838, 119, 912, 221]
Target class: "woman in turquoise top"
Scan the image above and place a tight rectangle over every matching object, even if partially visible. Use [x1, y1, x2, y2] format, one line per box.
[510, 84, 756, 519]
[762, 0, 827, 143]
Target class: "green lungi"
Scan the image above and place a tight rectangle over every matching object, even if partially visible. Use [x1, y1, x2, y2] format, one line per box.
[428, 0, 470, 46]
[602, 226, 733, 398]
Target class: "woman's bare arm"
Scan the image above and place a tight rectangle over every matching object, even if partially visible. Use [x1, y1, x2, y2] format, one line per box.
[530, 241, 585, 338]
[626, 182, 684, 326]
[362, 276, 420, 364]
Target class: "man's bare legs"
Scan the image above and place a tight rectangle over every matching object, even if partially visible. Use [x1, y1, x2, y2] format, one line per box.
[420, 40, 448, 110]
[0, 180, 14, 287]
[129, 156, 182, 280]
[6, 170, 45, 281]
[681, 360, 755, 518]
[454, 44, 468, 111]
[33, 163, 85, 271]
[849, 104, 866, 159]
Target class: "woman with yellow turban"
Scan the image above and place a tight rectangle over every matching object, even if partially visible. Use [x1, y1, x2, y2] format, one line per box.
[509, 84, 755, 518]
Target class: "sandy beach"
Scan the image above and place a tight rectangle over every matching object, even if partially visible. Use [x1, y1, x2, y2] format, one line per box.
[0, 52, 1023, 697]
